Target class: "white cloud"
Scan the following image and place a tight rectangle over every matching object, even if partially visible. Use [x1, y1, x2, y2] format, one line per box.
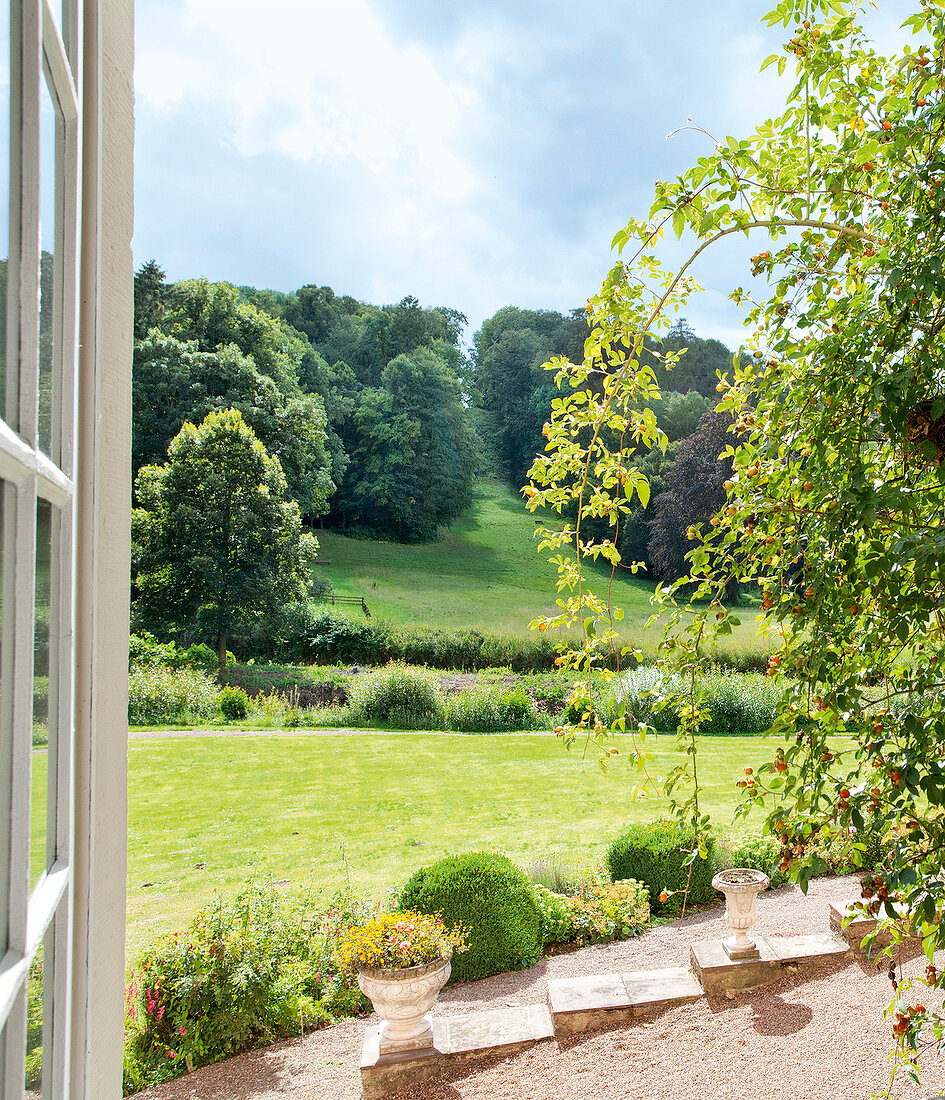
[136, 0, 484, 208]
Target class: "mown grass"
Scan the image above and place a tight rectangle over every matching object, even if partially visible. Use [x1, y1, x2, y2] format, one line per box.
[97, 731, 797, 953]
[315, 478, 770, 660]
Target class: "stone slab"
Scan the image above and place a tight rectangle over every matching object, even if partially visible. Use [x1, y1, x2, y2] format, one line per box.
[622, 966, 705, 1012]
[360, 1004, 553, 1099]
[548, 967, 705, 1036]
[830, 899, 899, 951]
[691, 932, 849, 994]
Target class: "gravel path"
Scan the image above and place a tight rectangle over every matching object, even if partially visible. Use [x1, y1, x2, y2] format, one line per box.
[134, 875, 945, 1100]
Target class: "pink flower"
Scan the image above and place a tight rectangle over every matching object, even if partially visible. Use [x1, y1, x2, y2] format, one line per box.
[399, 941, 411, 951]
[395, 921, 406, 931]
[178, 1025, 187, 1036]
[167, 1050, 177, 1060]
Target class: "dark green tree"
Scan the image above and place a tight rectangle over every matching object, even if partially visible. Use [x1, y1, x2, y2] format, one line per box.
[472, 306, 589, 487]
[132, 332, 334, 518]
[335, 347, 478, 540]
[133, 259, 172, 341]
[647, 409, 740, 593]
[133, 408, 316, 665]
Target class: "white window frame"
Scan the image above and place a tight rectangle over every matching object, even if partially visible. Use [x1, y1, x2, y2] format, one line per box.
[0, 0, 82, 1096]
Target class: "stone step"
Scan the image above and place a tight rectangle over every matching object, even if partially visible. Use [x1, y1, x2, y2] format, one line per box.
[360, 930, 852, 1096]
[547, 966, 705, 1036]
[691, 931, 849, 994]
[829, 898, 911, 951]
[360, 1003, 553, 1100]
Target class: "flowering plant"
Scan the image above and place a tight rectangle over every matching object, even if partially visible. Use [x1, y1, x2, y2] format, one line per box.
[335, 911, 468, 973]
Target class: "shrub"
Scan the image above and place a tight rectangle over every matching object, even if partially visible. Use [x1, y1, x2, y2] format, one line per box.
[718, 833, 789, 889]
[127, 663, 220, 726]
[129, 632, 232, 670]
[123, 885, 373, 1093]
[808, 817, 889, 875]
[533, 885, 574, 946]
[218, 685, 250, 721]
[346, 664, 445, 730]
[618, 667, 781, 734]
[534, 876, 650, 947]
[606, 820, 717, 913]
[564, 878, 650, 945]
[246, 611, 570, 672]
[446, 687, 540, 732]
[220, 663, 350, 709]
[399, 852, 542, 982]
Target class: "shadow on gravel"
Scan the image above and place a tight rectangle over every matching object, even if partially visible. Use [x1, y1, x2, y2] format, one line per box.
[746, 992, 814, 1035]
[135, 1042, 294, 1100]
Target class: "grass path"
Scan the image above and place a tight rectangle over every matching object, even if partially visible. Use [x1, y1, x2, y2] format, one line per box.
[115, 730, 776, 954]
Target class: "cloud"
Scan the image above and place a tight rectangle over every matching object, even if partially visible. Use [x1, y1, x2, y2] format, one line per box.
[134, 0, 920, 345]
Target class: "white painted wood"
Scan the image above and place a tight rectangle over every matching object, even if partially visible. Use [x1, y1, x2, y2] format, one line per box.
[42, 3, 78, 124]
[69, 1, 133, 1094]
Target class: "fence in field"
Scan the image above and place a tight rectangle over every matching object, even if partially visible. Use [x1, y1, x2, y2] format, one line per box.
[315, 593, 371, 617]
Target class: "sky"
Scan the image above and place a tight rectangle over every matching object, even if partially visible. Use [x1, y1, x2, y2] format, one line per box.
[133, 0, 916, 350]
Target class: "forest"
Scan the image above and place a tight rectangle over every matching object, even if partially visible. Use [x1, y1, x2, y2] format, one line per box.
[131, 261, 741, 653]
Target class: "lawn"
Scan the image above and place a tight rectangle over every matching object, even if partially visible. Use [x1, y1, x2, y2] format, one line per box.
[314, 478, 770, 659]
[95, 731, 787, 954]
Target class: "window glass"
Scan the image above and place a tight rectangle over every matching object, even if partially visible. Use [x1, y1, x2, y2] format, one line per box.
[38, 77, 57, 457]
[31, 499, 51, 889]
[25, 951, 44, 1096]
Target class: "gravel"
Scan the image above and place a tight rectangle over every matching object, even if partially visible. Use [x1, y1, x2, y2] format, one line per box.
[134, 874, 945, 1100]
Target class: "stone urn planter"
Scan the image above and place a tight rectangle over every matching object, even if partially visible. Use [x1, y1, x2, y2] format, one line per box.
[358, 954, 452, 1054]
[712, 867, 770, 960]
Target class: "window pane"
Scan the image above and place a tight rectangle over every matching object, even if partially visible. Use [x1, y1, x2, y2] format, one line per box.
[38, 78, 57, 457]
[31, 500, 51, 889]
[25, 951, 43, 1097]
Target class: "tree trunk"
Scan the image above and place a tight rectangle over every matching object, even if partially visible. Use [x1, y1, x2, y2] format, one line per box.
[217, 630, 227, 669]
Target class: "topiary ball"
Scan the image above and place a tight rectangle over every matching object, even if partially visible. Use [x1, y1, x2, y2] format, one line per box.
[606, 820, 716, 913]
[399, 852, 542, 982]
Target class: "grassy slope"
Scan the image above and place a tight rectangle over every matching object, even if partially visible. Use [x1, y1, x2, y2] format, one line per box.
[315, 478, 768, 657]
[106, 732, 776, 951]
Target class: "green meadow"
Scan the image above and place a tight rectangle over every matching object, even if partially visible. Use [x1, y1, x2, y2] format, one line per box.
[41, 731, 788, 953]
[315, 478, 770, 659]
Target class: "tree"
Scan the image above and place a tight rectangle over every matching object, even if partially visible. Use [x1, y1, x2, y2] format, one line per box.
[334, 347, 478, 540]
[133, 258, 171, 341]
[472, 306, 589, 487]
[133, 409, 316, 665]
[528, 1, 945, 1083]
[647, 409, 742, 596]
[132, 332, 334, 519]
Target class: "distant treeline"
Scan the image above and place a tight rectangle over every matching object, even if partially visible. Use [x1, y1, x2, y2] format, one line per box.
[133, 262, 741, 579]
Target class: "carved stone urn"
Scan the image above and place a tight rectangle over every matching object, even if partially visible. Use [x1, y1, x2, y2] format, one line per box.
[358, 955, 452, 1054]
[712, 868, 770, 960]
